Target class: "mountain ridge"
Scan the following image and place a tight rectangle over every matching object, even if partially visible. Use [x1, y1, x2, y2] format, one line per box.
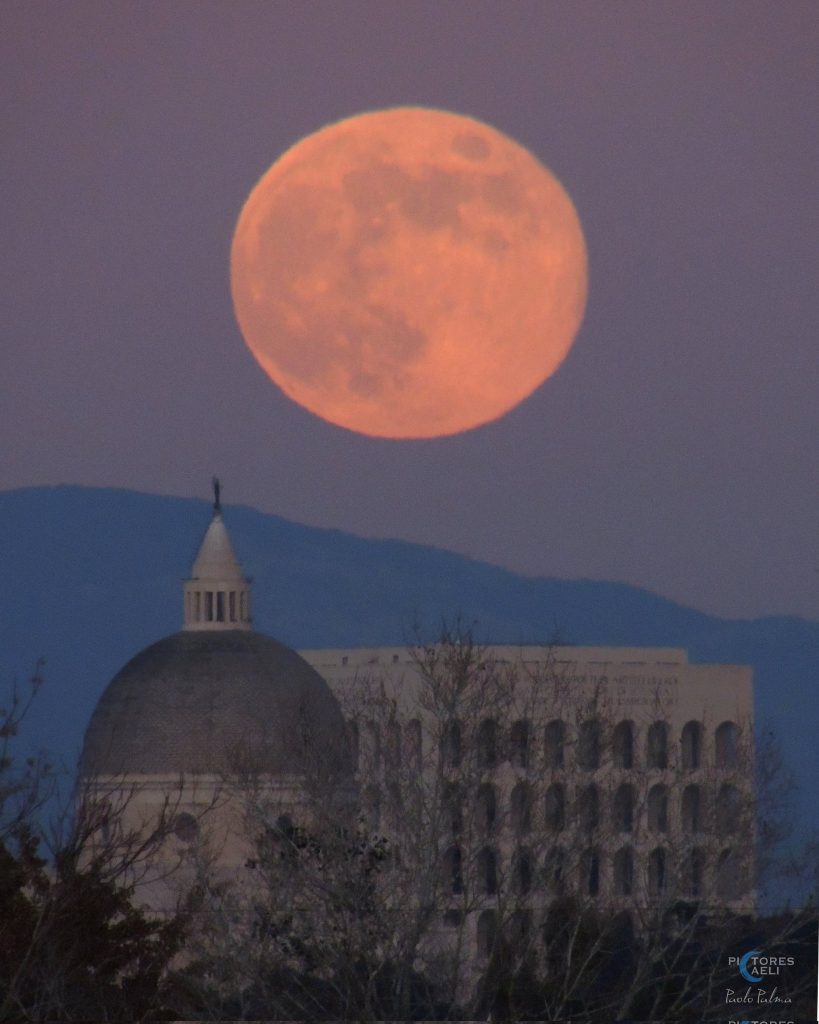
[1, 484, 816, 838]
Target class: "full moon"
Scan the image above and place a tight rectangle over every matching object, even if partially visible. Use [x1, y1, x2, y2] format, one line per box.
[231, 107, 587, 438]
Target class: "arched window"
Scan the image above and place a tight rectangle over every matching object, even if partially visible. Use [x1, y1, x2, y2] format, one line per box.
[98, 799, 114, 845]
[509, 909, 533, 950]
[386, 781, 403, 826]
[364, 720, 381, 770]
[274, 813, 294, 836]
[478, 846, 498, 895]
[716, 848, 741, 899]
[441, 719, 462, 768]
[613, 720, 634, 769]
[611, 910, 634, 945]
[544, 719, 565, 768]
[648, 847, 668, 897]
[476, 783, 497, 834]
[404, 719, 422, 769]
[716, 721, 739, 769]
[543, 904, 571, 957]
[578, 719, 601, 770]
[581, 847, 600, 896]
[544, 846, 566, 894]
[613, 783, 634, 833]
[717, 783, 742, 835]
[579, 784, 600, 833]
[648, 784, 668, 832]
[647, 722, 669, 770]
[512, 847, 533, 895]
[385, 719, 401, 768]
[510, 719, 531, 769]
[477, 909, 497, 958]
[346, 719, 360, 771]
[681, 721, 703, 771]
[613, 846, 634, 896]
[511, 782, 532, 836]
[267, 813, 296, 865]
[477, 719, 498, 769]
[173, 812, 199, 844]
[682, 784, 702, 833]
[362, 785, 381, 831]
[682, 847, 706, 899]
[443, 845, 463, 895]
[544, 783, 565, 832]
[443, 782, 463, 836]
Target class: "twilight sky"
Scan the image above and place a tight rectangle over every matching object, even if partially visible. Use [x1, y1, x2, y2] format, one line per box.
[3, 2, 817, 621]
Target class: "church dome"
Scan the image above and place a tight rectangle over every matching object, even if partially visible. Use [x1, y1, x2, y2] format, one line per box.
[80, 484, 351, 781]
[80, 629, 352, 777]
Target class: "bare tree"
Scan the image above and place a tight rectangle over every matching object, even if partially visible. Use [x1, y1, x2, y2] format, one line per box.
[0, 665, 187, 1022]
[171, 629, 817, 1021]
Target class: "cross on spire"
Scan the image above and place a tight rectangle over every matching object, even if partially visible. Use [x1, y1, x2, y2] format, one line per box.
[183, 479, 251, 631]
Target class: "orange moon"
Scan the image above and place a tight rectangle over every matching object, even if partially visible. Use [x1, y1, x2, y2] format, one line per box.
[230, 107, 587, 438]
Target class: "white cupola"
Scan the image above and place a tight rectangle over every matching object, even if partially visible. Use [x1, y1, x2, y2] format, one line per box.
[183, 478, 251, 631]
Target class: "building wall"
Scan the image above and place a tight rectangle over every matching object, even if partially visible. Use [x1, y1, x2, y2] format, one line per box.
[82, 641, 755, 977]
[301, 644, 755, 963]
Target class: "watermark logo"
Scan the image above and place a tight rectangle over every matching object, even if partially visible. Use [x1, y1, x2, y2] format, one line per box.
[739, 949, 763, 983]
[727, 950, 795, 983]
[725, 949, 796, 1013]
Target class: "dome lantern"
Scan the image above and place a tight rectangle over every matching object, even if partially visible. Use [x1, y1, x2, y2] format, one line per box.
[183, 479, 251, 631]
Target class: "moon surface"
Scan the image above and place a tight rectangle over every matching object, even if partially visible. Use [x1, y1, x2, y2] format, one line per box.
[231, 107, 587, 438]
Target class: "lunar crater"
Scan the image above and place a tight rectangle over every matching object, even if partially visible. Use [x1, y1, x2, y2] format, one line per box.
[343, 159, 472, 236]
[452, 132, 491, 161]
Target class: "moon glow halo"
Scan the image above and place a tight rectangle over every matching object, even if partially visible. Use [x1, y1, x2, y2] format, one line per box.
[230, 108, 587, 438]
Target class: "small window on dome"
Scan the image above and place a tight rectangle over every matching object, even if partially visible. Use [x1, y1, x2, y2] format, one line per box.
[275, 814, 294, 837]
[173, 812, 199, 844]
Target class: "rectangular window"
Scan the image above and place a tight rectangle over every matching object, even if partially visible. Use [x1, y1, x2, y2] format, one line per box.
[229, 591, 236, 622]
[205, 591, 214, 621]
[194, 592, 201, 621]
[216, 591, 225, 622]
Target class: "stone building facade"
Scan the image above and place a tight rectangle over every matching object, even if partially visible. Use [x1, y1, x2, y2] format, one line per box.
[79, 501, 755, 966]
[304, 642, 754, 962]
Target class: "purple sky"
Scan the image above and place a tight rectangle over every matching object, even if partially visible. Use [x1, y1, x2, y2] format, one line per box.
[3, 2, 817, 620]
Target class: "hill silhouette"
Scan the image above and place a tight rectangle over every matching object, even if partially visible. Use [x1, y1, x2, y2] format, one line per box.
[1, 485, 816, 843]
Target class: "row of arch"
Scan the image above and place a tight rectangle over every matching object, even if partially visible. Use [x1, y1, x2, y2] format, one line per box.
[443, 843, 745, 905]
[472, 896, 723, 959]
[540, 780, 744, 836]
[435, 779, 745, 838]
[348, 717, 741, 773]
[457, 718, 740, 772]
